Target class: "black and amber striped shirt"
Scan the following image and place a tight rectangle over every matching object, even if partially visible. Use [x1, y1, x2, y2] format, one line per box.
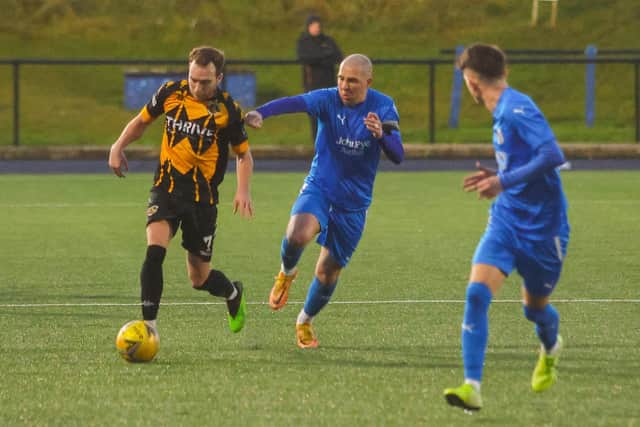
[141, 80, 249, 205]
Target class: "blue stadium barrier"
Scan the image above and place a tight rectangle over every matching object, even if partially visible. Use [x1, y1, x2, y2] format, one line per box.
[222, 71, 256, 109]
[585, 45, 597, 127]
[448, 45, 464, 128]
[123, 71, 256, 111]
[124, 72, 185, 110]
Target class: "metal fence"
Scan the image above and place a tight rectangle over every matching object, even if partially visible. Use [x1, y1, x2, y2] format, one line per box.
[440, 48, 640, 56]
[1, 56, 639, 145]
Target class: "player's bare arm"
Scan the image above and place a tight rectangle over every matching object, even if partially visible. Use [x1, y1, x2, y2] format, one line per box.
[233, 149, 254, 218]
[244, 111, 263, 129]
[109, 113, 152, 177]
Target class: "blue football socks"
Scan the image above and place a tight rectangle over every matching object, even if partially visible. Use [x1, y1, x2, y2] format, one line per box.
[281, 237, 304, 272]
[303, 277, 337, 317]
[462, 282, 493, 382]
[523, 304, 559, 351]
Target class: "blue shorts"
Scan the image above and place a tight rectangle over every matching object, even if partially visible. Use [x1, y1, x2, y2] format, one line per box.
[290, 182, 367, 267]
[472, 221, 569, 297]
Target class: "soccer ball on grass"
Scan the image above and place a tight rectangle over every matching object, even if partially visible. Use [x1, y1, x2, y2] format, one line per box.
[115, 320, 159, 363]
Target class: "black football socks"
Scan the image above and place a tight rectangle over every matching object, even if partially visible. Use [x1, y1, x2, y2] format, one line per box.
[199, 269, 236, 299]
[140, 245, 166, 321]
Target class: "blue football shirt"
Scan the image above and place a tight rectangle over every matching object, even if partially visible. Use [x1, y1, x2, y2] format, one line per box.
[491, 87, 569, 239]
[301, 88, 400, 211]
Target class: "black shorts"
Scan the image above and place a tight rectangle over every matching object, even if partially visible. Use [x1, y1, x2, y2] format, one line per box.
[146, 189, 217, 261]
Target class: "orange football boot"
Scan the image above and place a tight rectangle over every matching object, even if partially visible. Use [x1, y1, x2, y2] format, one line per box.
[296, 322, 319, 349]
[269, 270, 297, 311]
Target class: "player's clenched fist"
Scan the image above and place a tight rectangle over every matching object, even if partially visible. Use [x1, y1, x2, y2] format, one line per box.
[244, 111, 263, 129]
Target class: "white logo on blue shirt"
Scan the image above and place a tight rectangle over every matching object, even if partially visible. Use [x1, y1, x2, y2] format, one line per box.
[495, 151, 508, 171]
[337, 114, 346, 125]
[495, 127, 504, 145]
[335, 136, 370, 156]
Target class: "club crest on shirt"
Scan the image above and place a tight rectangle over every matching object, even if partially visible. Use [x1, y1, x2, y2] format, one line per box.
[147, 205, 159, 217]
[206, 101, 220, 115]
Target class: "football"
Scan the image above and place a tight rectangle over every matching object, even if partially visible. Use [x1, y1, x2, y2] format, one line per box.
[115, 320, 159, 363]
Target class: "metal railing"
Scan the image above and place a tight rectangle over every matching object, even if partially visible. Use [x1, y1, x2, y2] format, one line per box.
[441, 48, 640, 56]
[1, 57, 640, 145]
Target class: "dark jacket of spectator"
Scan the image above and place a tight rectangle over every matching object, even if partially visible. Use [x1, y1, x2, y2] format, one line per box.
[296, 16, 343, 92]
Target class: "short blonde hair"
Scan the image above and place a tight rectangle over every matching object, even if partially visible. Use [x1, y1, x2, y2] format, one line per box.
[341, 54, 373, 78]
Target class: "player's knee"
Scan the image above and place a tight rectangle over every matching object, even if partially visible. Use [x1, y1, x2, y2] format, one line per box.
[314, 273, 338, 288]
[285, 232, 310, 249]
[466, 282, 492, 309]
[315, 264, 340, 285]
[314, 272, 332, 285]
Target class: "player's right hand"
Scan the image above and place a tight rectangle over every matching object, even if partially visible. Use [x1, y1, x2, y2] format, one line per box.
[108, 145, 128, 178]
[463, 161, 496, 192]
[244, 111, 263, 129]
[233, 191, 254, 219]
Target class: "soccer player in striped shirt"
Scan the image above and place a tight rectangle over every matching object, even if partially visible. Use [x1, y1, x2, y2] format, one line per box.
[109, 47, 253, 338]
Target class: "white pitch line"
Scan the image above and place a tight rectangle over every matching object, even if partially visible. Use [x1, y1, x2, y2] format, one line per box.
[0, 202, 143, 208]
[0, 298, 638, 308]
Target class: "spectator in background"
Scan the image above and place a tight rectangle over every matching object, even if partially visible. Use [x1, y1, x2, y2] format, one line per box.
[296, 14, 343, 141]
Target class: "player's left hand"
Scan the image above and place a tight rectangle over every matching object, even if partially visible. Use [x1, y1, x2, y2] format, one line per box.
[233, 191, 254, 218]
[364, 112, 384, 139]
[108, 145, 128, 178]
